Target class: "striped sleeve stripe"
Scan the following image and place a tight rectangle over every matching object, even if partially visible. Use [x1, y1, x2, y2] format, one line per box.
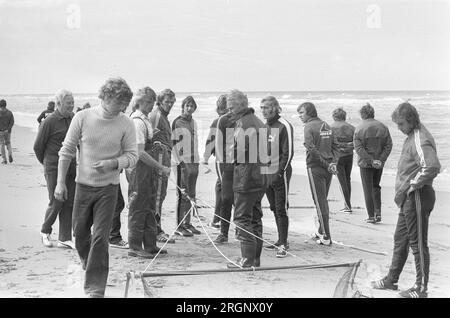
[279, 117, 294, 171]
[413, 129, 426, 184]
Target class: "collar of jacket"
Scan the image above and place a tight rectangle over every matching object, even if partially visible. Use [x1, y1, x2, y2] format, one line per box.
[267, 113, 280, 126]
[54, 108, 74, 120]
[233, 107, 254, 120]
[181, 113, 192, 121]
[306, 116, 320, 124]
[157, 105, 170, 118]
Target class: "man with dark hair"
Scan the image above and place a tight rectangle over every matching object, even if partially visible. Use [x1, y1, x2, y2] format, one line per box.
[37, 101, 55, 124]
[172, 96, 201, 236]
[297, 102, 339, 246]
[330, 107, 355, 213]
[149, 89, 176, 244]
[354, 103, 392, 223]
[227, 90, 267, 268]
[203, 94, 228, 229]
[0, 99, 14, 164]
[260, 96, 294, 258]
[54, 77, 138, 298]
[371, 102, 440, 298]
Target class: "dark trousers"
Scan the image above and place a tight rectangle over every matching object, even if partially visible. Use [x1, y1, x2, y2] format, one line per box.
[220, 168, 234, 237]
[109, 184, 124, 243]
[387, 185, 435, 289]
[150, 145, 171, 234]
[127, 162, 158, 252]
[233, 191, 264, 244]
[307, 166, 332, 240]
[360, 167, 383, 218]
[72, 183, 118, 297]
[336, 155, 353, 210]
[41, 161, 76, 241]
[265, 165, 292, 245]
[176, 163, 199, 225]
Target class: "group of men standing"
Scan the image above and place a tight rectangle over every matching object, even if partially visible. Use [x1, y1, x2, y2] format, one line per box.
[30, 79, 440, 298]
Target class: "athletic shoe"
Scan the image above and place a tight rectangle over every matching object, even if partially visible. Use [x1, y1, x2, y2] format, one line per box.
[276, 245, 288, 258]
[57, 240, 75, 249]
[184, 223, 201, 235]
[365, 217, 376, 224]
[41, 233, 53, 247]
[213, 234, 228, 244]
[398, 284, 427, 298]
[339, 208, 352, 213]
[174, 226, 194, 237]
[8, 155, 13, 163]
[375, 215, 382, 223]
[264, 242, 280, 251]
[146, 247, 168, 255]
[316, 237, 332, 246]
[371, 276, 398, 291]
[156, 232, 176, 244]
[310, 232, 322, 240]
[110, 239, 129, 249]
[128, 249, 156, 259]
[207, 221, 220, 229]
[1, 160, 6, 164]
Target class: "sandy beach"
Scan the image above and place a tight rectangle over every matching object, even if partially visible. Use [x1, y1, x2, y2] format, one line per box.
[0, 124, 449, 298]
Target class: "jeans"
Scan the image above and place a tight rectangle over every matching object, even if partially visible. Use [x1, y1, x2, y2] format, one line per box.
[387, 185, 435, 289]
[360, 167, 383, 218]
[72, 183, 118, 297]
[176, 163, 199, 225]
[307, 166, 332, 239]
[109, 184, 125, 243]
[336, 154, 353, 210]
[40, 160, 76, 241]
[0, 130, 12, 161]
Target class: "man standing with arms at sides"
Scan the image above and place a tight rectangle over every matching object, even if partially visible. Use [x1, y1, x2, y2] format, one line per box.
[127, 87, 171, 259]
[354, 103, 392, 224]
[227, 89, 267, 268]
[37, 101, 55, 124]
[34, 90, 76, 249]
[0, 99, 14, 164]
[371, 102, 440, 298]
[172, 96, 201, 236]
[54, 77, 138, 298]
[203, 95, 228, 229]
[149, 89, 176, 244]
[297, 102, 339, 246]
[330, 107, 355, 213]
[260, 96, 294, 258]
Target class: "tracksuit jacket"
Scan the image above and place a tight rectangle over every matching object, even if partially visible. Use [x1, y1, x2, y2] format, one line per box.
[330, 120, 355, 157]
[149, 106, 173, 151]
[172, 113, 199, 164]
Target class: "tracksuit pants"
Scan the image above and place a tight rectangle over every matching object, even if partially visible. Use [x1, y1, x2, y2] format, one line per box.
[336, 154, 353, 210]
[212, 162, 222, 224]
[109, 184, 125, 244]
[265, 165, 292, 245]
[233, 191, 264, 244]
[387, 185, 435, 290]
[360, 167, 383, 218]
[307, 166, 332, 240]
[220, 168, 234, 238]
[72, 183, 119, 297]
[176, 163, 199, 226]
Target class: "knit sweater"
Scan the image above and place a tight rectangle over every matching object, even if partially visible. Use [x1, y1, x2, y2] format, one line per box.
[58, 106, 138, 187]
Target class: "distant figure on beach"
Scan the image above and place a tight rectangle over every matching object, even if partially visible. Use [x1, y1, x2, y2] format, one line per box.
[148, 89, 177, 244]
[0, 99, 14, 164]
[37, 101, 55, 124]
[330, 107, 355, 213]
[371, 102, 440, 298]
[34, 90, 76, 249]
[261, 96, 294, 258]
[172, 96, 201, 237]
[76, 102, 91, 113]
[55, 77, 138, 298]
[297, 102, 339, 246]
[202, 94, 228, 231]
[126, 87, 171, 259]
[354, 103, 392, 224]
[226, 90, 266, 268]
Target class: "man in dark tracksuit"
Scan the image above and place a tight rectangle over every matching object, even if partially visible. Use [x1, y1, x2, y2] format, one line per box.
[172, 96, 201, 237]
[330, 107, 355, 213]
[354, 103, 392, 223]
[226, 90, 267, 268]
[149, 89, 176, 244]
[372, 102, 440, 298]
[260, 96, 294, 258]
[298, 102, 339, 246]
[202, 95, 228, 228]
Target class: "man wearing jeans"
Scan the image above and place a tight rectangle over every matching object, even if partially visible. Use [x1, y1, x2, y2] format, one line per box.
[55, 77, 138, 298]
[354, 103, 392, 223]
[0, 99, 14, 164]
[34, 90, 76, 249]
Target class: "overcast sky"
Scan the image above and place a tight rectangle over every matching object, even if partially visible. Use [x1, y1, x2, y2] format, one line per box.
[0, 0, 449, 93]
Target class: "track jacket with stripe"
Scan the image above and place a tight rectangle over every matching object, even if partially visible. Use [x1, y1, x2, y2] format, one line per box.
[265, 114, 294, 181]
[394, 124, 441, 207]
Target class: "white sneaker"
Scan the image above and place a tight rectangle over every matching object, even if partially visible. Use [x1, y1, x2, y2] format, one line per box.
[41, 232, 53, 247]
[57, 240, 76, 249]
[316, 237, 332, 246]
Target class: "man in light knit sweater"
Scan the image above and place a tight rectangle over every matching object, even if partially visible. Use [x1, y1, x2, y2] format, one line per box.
[54, 77, 138, 298]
